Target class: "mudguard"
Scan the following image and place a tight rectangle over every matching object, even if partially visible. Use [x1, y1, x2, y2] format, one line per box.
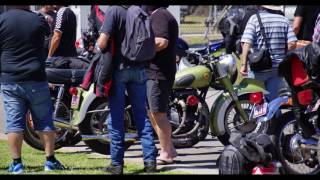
[210, 78, 269, 136]
[72, 85, 97, 126]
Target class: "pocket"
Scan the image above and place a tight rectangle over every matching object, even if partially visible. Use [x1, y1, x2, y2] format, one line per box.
[137, 68, 147, 84]
[29, 82, 51, 105]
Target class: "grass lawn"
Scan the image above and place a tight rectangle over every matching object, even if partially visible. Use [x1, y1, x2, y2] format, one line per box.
[0, 140, 187, 175]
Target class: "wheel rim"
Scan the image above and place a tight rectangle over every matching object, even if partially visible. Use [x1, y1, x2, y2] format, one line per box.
[278, 119, 320, 174]
[89, 102, 133, 143]
[225, 100, 259, 134]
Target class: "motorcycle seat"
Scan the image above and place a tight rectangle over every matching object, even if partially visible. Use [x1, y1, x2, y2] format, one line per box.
[46, 68, 86, 85]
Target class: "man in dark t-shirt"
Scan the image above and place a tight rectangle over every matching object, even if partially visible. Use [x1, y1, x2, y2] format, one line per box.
[0, 6, 65, 174]
[145, 5, 179, 165]
[97, 5, 157, 174]
[48, 5, 77, 58]
[293, 6, 320, 41]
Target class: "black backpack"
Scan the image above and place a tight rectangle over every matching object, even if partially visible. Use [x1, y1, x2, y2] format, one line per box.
[218, 132, 276, 175]
[121, 5, 156, 62]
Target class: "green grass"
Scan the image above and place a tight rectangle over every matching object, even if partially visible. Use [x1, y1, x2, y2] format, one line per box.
[0, 140, 187, 175]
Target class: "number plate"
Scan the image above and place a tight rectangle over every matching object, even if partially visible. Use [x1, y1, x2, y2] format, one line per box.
[71, 93, 81, 109]
[253, 103, 268, 118]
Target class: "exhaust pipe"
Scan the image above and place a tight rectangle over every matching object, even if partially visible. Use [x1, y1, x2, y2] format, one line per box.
[53, 118, 77, 130]
[82, 133, 138, 142]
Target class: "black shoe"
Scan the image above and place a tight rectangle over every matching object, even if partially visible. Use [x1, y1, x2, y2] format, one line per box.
[144, 161, 157, 173]
[103, 164, 123, 175]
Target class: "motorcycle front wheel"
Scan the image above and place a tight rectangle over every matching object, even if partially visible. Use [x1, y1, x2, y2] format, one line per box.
[217, 95, 268, 145]
[78, 98, 135, 155]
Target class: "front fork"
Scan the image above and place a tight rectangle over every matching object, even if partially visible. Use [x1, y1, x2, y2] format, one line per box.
[215, 63, 249, 123]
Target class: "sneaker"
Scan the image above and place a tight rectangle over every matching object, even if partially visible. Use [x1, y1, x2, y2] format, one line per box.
[7, 163, 24, 174]
[44, 160, 66, 171]
[143, 161, 157, 173]
[103, 164, 123, 175]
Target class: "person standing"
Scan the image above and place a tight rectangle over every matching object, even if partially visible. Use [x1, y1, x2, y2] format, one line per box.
[97, 5, 157, 174]
[0, 5, 65, 174]
[293, 6, 320, 41]
[47, 5, 77, 60]
[240, 5, 297, 101]
[144, 5, 179, 165]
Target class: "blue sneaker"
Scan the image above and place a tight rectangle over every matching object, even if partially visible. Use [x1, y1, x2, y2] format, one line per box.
[7, 163, 24, 174]
[44, 160, 66, 171]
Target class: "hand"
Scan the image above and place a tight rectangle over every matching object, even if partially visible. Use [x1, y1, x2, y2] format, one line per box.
[240, 64, 248, 77]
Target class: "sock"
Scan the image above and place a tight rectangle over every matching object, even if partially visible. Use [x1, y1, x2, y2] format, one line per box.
[46, 155, 57, 163]
[13, 158, 22, 165]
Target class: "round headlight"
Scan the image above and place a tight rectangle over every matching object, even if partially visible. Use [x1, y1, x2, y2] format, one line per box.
[218, 54, 237, 77]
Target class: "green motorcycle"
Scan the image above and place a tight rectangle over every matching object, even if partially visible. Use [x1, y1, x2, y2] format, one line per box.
[174, 51, 269, 146]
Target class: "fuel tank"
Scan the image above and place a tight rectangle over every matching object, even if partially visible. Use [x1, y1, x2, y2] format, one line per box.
[173, 65, 212, 89]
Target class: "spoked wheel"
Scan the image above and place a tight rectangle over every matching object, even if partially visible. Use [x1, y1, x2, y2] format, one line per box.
[217, 98, 268, 145]
[170, 97, 210, 148]
[78, 98, 135, 155]
[23, 100, 72, 150]
[274, 112, 320, 174]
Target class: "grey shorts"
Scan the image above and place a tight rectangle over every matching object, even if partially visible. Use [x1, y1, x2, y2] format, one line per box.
[146, 79, 172, 113]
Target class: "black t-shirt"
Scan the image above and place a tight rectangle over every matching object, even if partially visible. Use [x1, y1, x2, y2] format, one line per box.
[0, 9, 50, 83]
[100, 6, 127, 67]
[294, 6, 320, 41]
[147, 8, 179, 83]
[53, 7, 77, 57]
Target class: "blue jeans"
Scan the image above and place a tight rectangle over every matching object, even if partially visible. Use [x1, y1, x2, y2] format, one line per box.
[252, 68, 288, 101]
[108, 66, 157, 166]
[0, 81, 54, 134]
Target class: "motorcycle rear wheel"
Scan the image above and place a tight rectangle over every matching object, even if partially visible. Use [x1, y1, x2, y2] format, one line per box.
[78, 98, 134, 155]
[273, 111, 320, 174]
[171, 98, 210, 148]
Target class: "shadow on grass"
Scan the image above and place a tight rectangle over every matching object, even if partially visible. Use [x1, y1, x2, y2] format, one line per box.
[181, 21, 200, 25]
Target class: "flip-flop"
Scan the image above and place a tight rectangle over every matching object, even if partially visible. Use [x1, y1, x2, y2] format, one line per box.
[156, 159, 176, 165]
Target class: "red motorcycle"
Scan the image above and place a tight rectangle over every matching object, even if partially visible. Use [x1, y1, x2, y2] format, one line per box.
[271, 42, 320, 174]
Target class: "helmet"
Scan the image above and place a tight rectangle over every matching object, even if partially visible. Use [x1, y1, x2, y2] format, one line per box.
[218, 54, 237, 77]
[176, 37, 189, 57]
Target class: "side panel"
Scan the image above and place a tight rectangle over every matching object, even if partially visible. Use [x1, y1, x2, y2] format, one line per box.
[72, 85, 97, 126]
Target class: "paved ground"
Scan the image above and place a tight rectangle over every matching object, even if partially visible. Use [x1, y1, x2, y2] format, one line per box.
[0, 90, 223, 174]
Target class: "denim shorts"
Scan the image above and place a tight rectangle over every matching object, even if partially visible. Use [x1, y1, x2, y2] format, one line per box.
[0, 81, 55, 134]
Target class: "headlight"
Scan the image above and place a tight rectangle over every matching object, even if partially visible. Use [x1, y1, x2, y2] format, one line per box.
[218, 54, 237, 77]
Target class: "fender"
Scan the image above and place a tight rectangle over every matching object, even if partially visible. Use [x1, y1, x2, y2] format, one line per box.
[257, 96, 290, 123]
[72, 85, 97, 126]
[210, 78, 269, 136]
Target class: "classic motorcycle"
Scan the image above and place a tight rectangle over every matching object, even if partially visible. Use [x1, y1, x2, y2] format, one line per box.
[267, 43, 320, 174]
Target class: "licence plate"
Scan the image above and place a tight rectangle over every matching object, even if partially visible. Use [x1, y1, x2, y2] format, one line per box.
[71, 93, 81, 109]
[252, 103, 268, 118]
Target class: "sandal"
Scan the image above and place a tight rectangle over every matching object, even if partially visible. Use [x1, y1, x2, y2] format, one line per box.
[156, 159, 176, 165]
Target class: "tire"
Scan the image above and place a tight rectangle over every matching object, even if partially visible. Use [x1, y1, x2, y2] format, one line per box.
[171, 98, 210, 148]
[78, 98, 134, 155]
[217, 95, 268, 145]
[23, 97, 78, 151]
[272, 111, 320, 174]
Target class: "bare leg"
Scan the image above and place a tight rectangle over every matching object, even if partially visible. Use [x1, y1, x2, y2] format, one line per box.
[149, 112, 176, 161]
[7, 132, 24, 159]
[39, 131, 56, 157]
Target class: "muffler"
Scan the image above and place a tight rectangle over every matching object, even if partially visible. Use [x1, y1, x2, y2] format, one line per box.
[82, 133, 138, 142]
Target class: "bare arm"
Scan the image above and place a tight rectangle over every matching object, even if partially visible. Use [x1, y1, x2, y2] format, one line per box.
[155, 37, 169, 52]
[293, 16, 303, 36]
[288, 41, 297, 51]
[97, 32, 110, 52]
[240, 42, 252, 76]
[47, 30, 62, 58]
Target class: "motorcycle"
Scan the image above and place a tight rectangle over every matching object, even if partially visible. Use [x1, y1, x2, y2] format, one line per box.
[267, 43, 320, 174]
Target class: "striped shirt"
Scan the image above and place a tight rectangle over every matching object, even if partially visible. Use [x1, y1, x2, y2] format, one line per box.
[313, 14, 320, 44]
[241, 10, 297, 68]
